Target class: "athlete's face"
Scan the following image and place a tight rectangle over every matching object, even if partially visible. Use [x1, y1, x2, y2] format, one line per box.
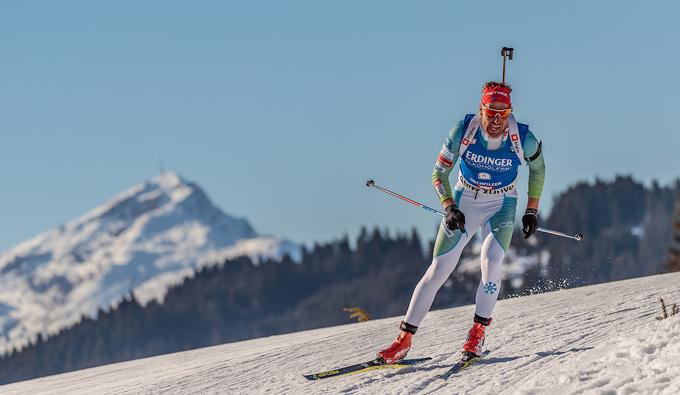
[480, 101, 510, 138]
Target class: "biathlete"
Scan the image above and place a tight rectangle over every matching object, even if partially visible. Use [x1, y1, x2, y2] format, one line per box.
[377, 81, 546, 362]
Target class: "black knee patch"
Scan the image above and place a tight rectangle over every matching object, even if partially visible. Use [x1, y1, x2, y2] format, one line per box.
[400, 321, 418, 334]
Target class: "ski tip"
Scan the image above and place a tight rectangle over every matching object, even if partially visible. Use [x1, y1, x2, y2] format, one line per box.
[439, 350, 491, 380]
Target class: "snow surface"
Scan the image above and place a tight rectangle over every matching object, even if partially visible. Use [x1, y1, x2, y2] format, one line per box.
[0, 172, 299, 355]
[3, 272, 679, 394]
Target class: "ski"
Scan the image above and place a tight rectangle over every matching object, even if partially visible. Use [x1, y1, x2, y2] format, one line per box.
[303, 357, 432, 381]
[439, 350, 491, 379]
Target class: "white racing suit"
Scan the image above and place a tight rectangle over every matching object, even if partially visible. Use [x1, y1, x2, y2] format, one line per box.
[403, 113, 545, 327]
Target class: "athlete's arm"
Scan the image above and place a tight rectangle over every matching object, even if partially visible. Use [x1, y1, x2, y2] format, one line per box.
[523, 129, 545, 210]
[432, 121, 464, 209]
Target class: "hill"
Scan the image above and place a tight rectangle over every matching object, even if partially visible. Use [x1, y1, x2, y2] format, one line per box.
[2, 272, 679, 394]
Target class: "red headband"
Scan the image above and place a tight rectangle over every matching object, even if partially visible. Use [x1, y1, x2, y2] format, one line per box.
[481, 84, 512, 107]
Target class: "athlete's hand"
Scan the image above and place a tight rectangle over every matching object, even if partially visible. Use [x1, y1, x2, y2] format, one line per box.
[522, 208, 538, 238]
[445, 204, 466, 233]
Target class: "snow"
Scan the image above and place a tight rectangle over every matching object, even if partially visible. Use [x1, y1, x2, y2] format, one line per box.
[631, 224, 645, 238]
[517, 316, 680, 394]
[3, 272, 679, 394]
[0, 172, 299, 355]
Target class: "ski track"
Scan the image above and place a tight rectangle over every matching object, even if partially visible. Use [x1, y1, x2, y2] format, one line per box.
[2, 272, 680, 394]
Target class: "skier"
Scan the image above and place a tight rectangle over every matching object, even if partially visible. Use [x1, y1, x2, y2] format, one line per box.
[377, 81, 545, 363]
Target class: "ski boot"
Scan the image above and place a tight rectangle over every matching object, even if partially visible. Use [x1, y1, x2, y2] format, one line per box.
[376, 321, 417, 364]
[462, 316, 491, 357]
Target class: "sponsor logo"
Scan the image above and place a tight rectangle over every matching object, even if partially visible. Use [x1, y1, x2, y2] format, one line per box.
[485, 91, 509, 98]
[445, 137, 455, 150]
[497, 221, 514, 228]
[462, 138, 470, 146]
[458, 175, 516, 195]
[440, 146, 454, 159]
[483, 282, 498, 295]
[317, 370, 341, 378]
[477, 180, 503, 187]
[442, 218, 455, 238]
[511, 134, 519, 142]
[464, 151, 513, 167]
[394, 348, 409, 360]
[435, 181, 447, 197]
[478, 172, 491, 181]
[437, 155, 453, 168]
[435, 162, 447, 173]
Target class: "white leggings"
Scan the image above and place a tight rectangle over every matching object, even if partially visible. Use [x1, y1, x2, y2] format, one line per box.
[403, 190, 515, 327]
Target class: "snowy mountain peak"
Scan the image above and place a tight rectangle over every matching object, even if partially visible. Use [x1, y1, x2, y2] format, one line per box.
[81, 171, 254, 239]
[0, 173, 298, 355]
[84, 171, 188, 220]
[151, 170, 184, 188]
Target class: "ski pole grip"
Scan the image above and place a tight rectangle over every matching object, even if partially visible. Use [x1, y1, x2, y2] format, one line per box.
[366, 180, 375, 187]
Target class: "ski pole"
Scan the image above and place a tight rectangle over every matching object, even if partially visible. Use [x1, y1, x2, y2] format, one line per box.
[535, 227, 583, 241]
[366, 179, 445, 217]
[366, 179, 583, 242]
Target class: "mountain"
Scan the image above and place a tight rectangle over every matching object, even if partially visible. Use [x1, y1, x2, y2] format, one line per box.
[2, 272, 678, 394]
[0, 172, 299, 355]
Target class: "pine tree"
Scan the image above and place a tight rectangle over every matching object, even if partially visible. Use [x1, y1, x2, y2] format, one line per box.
[668, 194, 680, 272]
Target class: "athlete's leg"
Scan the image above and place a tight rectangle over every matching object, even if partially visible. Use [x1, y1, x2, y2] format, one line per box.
[474, 226, 506, 319]
[403, 190, 484, 327]
[474, 195, 517, 320]
[403, 228, 472, 326]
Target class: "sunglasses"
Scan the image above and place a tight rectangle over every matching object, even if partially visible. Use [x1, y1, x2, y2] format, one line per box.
[480, 104, 512, 118]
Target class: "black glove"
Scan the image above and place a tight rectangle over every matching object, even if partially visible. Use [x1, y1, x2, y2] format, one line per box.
[445, 204, 466, 233]
[522, 208, 539, 239]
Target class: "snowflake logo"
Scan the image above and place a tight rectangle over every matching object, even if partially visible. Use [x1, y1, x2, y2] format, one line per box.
[483, 281, 497, 295]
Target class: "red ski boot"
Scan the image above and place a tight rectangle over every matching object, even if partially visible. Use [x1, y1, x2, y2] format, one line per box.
[462, 322, 488, 357]
[377, 321, 417, 364]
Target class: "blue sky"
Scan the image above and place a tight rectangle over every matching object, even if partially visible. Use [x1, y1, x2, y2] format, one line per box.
[1, 1, 679, 250]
